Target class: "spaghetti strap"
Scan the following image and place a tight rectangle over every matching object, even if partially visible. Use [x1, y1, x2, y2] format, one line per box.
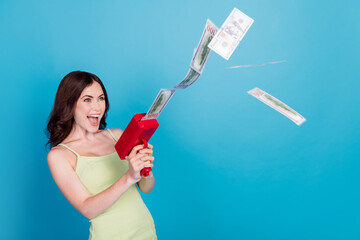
[107, 129, 118, 142]
[58, 143, 80, 158]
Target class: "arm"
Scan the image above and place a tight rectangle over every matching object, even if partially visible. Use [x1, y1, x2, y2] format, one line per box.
[47, 144, 147, 220]
[137, 172, 155, 193]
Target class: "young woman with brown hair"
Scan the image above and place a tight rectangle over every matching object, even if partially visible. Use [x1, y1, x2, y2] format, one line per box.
[46, 71, 157, 239]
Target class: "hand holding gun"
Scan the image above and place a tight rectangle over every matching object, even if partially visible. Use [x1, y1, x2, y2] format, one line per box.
[115, 113, 159, 177]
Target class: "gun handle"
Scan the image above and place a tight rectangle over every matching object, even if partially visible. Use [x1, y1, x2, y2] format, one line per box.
[139, 138, 152, 177]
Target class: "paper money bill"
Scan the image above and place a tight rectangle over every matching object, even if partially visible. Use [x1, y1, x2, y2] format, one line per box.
[248, 87, 306, 126]
[173, 68, 201, 89]
[142, 89, 176, 120]
[190, 19, 219, 74]
[208, 8, 254, 60]
[228, 60, 286, 69]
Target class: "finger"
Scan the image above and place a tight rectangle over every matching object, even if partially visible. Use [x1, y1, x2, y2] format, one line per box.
[141, 159, 154, 169]
[127, 145, 145, 158]
[139, 148, 153, 156]
[143, 161, 153, 168]
[148, 156, 154, 163]
[134, 164, 144, 171]
[129, 154, 146, 165]
[147, 143, 153, 149]
[140, 155, 154, 163]
[133, 157, 153, 170]
[146, 161, 153, 168]
[136, 161, 149, 170]
[134, 144, 145, 152]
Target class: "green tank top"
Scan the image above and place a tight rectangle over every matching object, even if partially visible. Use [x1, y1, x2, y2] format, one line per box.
[58, 129, 157, 240]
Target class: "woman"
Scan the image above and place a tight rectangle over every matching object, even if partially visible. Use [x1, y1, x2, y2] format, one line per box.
[46, 71, 157, 239]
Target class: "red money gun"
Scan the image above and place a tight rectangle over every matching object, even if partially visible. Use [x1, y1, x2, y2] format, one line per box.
[115, 113, 159, 177]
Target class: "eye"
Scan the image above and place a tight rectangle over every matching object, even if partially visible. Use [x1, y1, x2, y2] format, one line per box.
[84, 98, 91, 102]
[99, 96, 105, 101]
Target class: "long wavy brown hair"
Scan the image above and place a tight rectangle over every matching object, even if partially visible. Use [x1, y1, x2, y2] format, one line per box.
[46, 71, 110, 149]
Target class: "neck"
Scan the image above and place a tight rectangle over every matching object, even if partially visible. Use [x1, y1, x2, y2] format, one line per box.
[66, 123, 101, 143]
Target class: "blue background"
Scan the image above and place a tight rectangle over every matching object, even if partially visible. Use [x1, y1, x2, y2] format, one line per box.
[1, 0, 359, 239]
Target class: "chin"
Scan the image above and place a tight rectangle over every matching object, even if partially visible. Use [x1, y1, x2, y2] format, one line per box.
[85, 124, 100, 132]
[90, 126, 100, 132]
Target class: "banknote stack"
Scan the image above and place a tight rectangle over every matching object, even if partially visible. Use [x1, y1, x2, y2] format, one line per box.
[142, 89, 176, 120]
[173, 19, 219, 89]
[248, 88, 306, 126]
[142, 19, 219, 120]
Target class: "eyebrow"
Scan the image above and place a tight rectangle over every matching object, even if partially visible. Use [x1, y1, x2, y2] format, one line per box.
[81, 94, 104, 99]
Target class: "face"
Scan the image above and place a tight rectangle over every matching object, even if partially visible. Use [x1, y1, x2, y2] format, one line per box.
[73, 81, 106, 133]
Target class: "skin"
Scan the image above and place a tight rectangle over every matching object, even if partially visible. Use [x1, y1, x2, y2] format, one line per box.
[47, 81, 155, 220]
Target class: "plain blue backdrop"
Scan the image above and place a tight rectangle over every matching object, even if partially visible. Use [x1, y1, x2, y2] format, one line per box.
[1, 0, 359, 239]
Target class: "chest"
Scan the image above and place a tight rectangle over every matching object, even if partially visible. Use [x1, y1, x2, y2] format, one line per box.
[66, 137, 117, 170]
[69, 134, 117, 157]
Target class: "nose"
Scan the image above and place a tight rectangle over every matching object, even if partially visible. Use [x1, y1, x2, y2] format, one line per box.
[91, 100, 101, 111]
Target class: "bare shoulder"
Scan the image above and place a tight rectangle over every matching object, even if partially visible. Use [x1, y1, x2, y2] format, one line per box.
[108, 128, 123, 140]
[47, 146, 76, 169]
[47, 146, 66, 163]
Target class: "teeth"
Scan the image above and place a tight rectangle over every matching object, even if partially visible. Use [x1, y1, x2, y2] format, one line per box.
[88, 115, 100, 118]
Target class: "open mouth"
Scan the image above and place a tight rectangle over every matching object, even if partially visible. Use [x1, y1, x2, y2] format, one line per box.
[87, 114, 100, 126]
